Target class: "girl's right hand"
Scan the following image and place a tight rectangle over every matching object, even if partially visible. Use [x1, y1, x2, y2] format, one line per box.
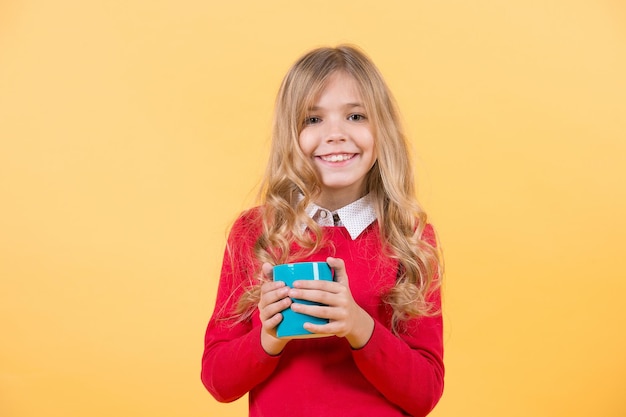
[258, 262, 292, 356]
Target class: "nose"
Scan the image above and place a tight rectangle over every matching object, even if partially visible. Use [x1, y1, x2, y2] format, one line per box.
[324, 119, 346, 143]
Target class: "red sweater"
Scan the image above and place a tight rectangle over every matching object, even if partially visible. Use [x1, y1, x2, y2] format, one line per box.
[201, 209, 444, 417]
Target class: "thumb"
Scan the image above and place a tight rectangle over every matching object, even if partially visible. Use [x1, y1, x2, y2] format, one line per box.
[261, 262, 274, 281]
[326, 257, 348, 286]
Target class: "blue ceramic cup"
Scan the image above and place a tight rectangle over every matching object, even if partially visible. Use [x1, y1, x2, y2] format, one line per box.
[273, 262, 334, 338]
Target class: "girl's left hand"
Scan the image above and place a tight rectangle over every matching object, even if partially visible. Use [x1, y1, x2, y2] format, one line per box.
[288, 256, 375, 349]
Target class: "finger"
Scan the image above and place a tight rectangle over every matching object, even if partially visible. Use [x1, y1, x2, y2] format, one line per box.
[261, 262, 274, 279]
[291, 279, 338, 291]
[259, 282, 289, 309]
[288, 287, 341, 305]
[260, 280, 287, 298]
[259, 295, 292, 321]
[302, 321, 341, 336]
[291, 303, 338, 320]
[263, 311, 284, 329]
[326, 257, 348, 286]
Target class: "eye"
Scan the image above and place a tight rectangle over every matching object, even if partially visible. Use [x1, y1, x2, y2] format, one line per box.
[348, 113, 367, 122]
[304, 116, 321, 125]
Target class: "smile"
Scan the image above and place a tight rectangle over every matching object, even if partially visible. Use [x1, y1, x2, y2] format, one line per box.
[319, 153, 356, 162]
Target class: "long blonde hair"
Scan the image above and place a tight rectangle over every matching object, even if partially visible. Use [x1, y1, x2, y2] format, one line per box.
[238, 45, 442, 332]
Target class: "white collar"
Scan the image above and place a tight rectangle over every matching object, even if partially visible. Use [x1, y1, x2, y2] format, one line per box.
[302, 194, 377, 240]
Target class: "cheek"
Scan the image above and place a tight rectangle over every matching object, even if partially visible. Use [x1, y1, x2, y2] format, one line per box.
[298, 131, 315, 157]
[361, 131, 376, 156]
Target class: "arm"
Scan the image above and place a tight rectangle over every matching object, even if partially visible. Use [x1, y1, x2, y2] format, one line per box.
[351, 292, 444, 417]
[291, 225, 444, 416]
[200, 211, 282, 402]
[352, 223, 444, 416]
[290, 260, 443, 416]
[201, 316, 281, 402]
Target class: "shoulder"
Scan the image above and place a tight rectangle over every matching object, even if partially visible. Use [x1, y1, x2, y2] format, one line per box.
[232, 206, 263, 229]
[420, 223, 437, 247]
[227, 206, 264, 246]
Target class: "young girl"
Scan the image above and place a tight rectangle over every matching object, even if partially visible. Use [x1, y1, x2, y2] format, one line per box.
[201, 45, 444, 417]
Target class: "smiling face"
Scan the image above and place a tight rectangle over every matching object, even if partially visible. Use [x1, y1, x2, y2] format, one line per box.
[298, 71, 377, 211]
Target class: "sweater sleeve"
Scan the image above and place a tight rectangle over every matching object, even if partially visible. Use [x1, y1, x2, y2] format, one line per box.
[351, 293, 444, 417]
[201, 210, 281, 402]
[351, 223, 444, 417]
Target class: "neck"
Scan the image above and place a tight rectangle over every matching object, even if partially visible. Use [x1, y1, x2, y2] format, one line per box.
[315, 190, 365, 211]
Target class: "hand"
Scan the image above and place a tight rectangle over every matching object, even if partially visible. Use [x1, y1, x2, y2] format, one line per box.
[257, 262, 292, 355]
[288, 257, 375, 349]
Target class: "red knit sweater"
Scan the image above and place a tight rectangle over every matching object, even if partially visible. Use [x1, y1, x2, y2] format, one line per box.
[201, 208, 444, 417]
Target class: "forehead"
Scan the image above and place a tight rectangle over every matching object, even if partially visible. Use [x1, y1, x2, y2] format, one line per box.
[308, 71, 364, 107]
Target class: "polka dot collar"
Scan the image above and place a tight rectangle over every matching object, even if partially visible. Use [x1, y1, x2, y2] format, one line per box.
[303, 194, 377, 240]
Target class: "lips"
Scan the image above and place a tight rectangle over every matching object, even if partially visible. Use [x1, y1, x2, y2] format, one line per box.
[318, 153, 356, 162]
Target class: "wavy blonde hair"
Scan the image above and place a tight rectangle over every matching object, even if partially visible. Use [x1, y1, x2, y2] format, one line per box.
[237, 45, 442, 332]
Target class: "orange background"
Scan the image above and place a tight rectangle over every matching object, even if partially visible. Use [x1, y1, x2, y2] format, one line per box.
[1, 1, 625, 416]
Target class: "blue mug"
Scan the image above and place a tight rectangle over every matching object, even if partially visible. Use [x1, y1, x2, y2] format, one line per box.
[273, 262, 333, 338]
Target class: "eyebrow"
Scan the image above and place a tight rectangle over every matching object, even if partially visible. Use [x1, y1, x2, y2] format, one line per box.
[307, 103, 365, 111]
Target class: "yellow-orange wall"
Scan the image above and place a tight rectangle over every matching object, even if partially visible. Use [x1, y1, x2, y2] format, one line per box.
[1, 1, 625, 416]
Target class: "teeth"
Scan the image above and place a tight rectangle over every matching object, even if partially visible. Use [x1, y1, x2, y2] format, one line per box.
[321, 154, 352, 162]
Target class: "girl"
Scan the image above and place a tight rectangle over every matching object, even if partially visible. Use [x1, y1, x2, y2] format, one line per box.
[201, 45, 444, 417]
